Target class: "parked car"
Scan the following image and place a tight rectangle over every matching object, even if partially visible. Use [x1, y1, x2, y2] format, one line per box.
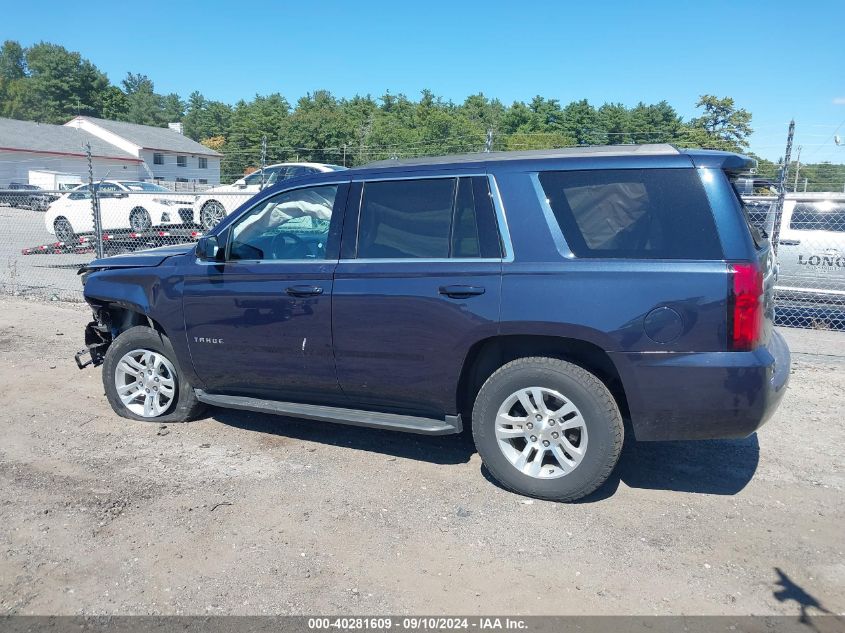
[0, 182, 59, 211]
[44, 180, 197, 240]
[765, 193, 845, 324]
[76, 145, 789, 501]
[193, 162, 347, 230]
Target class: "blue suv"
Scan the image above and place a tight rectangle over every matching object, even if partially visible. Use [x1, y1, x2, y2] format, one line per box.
[77, 145, 790, 501]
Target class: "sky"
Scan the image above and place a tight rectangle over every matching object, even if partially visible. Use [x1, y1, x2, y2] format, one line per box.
[3, 0, 845, 163]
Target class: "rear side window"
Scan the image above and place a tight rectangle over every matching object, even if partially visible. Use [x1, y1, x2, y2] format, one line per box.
[356, 177, 501, 259]
[789, 202, 845, 233]
[537, 169, 723, 259]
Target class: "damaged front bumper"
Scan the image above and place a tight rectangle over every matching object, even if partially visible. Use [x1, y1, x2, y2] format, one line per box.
[74, 310, 113, 369]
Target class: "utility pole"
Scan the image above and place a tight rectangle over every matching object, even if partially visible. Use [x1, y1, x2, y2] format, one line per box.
[342, 144, 347, 167]
[259, 135, 267, 191]
[86, 143, 104, 259]
[793, 145, 802, 192]
[485, 128, 494, 152]
[771, 120, 795, 255]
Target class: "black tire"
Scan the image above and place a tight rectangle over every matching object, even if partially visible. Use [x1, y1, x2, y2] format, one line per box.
[200, 200, 226, 231]
[102, 326, 205, 423]
[54, 217, 74, 242]
[129, 207, 152, 232]
[472, 357, 623, 502]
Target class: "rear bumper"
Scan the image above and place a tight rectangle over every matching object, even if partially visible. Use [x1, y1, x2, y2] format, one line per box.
[613, 330, 790, 441]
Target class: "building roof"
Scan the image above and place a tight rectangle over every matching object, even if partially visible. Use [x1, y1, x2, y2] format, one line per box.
[68, 116, 223, 157]
[0, 117, 140, 161]
[361, 144, 682, 168]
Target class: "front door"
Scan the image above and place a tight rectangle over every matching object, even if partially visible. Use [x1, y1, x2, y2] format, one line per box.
[182, 181, 349, 402]
[332, 174, 504, 416]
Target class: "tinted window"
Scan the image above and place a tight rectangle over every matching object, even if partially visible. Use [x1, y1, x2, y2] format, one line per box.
[451, 177, 480, 257]
[357, 178, 456, 258]
[537, 169, 722, 259]
[229, 185, 338, 261]
[789, 202, 845, 233]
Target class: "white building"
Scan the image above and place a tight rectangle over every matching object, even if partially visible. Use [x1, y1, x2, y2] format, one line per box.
[0, 116, 222, 190]
[0, 118, 144, 186]
[66, 117, 222, 186]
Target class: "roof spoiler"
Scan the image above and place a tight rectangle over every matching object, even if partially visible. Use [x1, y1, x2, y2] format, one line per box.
[685, 150, 757, 172]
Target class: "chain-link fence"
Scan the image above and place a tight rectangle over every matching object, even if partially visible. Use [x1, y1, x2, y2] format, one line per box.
[0, 182, 255, 301]
[744, 193, 845, 330]
[1, 161, 844, 331]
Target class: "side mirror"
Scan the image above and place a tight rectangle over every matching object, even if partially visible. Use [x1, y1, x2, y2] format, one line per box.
[196, 235, 220, 261]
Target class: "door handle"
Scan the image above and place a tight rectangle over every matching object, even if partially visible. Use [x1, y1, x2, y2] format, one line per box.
[439, 285, 486, 299]
[779, 239, 801, 246]
[286, 285, 323, 297]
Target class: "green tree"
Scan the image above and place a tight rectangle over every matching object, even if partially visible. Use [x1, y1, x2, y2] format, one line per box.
[183, 91, 233, 141]
[13, 42, 110, 123]
[122, 72, 164, 126]
[0, 40, 25, 81]
[682, 95, 753, 151]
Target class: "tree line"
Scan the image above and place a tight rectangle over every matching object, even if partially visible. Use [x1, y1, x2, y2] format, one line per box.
[1, 40, 843, 190]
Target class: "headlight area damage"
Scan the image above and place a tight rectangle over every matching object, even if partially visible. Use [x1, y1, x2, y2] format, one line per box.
[74, 303, 113, 369]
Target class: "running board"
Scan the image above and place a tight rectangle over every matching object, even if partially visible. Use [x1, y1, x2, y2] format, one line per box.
[194, 390, 462, 435]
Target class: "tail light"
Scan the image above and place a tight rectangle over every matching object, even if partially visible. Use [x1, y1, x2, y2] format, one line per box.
[729, 263, 763, 351]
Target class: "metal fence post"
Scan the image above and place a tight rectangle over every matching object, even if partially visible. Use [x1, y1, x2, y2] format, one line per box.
[260, 135, 267, 191]
[86, 143, 104, 259]
[770, 120, 794, 256]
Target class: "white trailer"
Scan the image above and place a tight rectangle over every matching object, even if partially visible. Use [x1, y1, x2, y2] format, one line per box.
[28, 169, 83, 191]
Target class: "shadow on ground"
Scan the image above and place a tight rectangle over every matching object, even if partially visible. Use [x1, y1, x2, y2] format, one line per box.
[212, 408, 477, 466]
[213, 409, 761, 501]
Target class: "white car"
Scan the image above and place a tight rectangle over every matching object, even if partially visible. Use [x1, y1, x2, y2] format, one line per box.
[44, 181, 197, 241]
[194, 162, 346, 230]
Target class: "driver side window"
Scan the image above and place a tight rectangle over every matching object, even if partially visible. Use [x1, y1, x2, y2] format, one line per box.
[229, 185, 338, 261]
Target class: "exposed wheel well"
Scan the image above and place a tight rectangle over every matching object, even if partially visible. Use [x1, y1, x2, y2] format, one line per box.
[456, 335, 629, 421]
[95, 304, 166, 340]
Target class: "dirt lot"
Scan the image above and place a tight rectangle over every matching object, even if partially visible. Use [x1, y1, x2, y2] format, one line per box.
[0, 295, 843, 616]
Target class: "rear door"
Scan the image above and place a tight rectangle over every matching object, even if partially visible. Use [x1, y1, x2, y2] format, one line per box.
[332, 173, 504, 416]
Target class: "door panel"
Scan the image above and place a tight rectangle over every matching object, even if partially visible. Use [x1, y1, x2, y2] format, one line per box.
[332, 261, 501, 414]
[182, 261, 341, 401]
[181, 180, 349, 402]
[331, 174, 503, 416]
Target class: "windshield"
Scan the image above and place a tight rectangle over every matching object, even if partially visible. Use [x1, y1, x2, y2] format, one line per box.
[120, 182, 170, 192]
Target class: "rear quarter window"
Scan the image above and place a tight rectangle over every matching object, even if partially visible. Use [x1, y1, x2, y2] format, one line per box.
[537, 168, 723, 260]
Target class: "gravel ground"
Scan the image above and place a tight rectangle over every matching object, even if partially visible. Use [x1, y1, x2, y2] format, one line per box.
[0, 296, 843, 616]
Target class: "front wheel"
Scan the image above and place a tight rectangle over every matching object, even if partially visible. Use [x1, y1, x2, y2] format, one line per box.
[102, 326, 205, 422]
[472, 357, 623, 502]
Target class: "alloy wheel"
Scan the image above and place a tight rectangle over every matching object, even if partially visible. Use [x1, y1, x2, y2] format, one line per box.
[494, 386, 589, 479]
[114, 349, 177, 417]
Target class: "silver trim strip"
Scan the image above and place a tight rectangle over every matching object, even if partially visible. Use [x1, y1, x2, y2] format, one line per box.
[487, 174, 514, 262]
[351, 172, 485, 183]
[529, 172, 573, 258]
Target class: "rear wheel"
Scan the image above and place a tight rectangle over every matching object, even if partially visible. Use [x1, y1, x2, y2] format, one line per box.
[472, 357, 623, 501]
[54, 217, 74, 242]
[200, 200, 226, 231]
[102, 326, 205, 423]
[129, 207, 152, 232]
